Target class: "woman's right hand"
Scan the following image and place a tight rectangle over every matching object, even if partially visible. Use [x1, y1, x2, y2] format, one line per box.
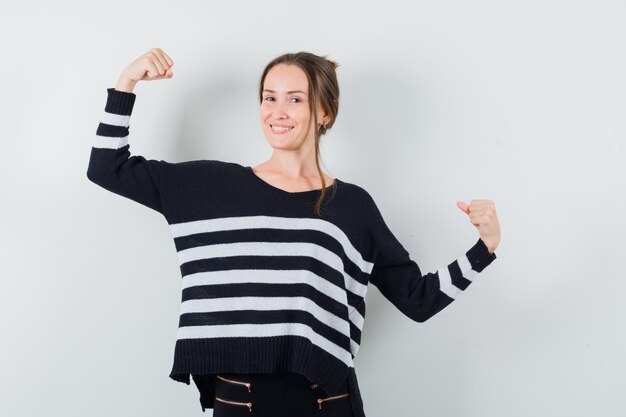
[116, 48, 174, 92]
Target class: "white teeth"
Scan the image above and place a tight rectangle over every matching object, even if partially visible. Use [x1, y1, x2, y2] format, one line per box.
[272, 125, 293, 131]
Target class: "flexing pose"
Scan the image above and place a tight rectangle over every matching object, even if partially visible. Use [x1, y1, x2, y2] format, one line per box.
[87, 48, 501, 417]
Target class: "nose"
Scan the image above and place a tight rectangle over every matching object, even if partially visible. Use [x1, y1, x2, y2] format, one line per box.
[272, 100, 288, 119]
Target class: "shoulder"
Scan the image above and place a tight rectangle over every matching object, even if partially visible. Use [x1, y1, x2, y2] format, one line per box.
[334, 179, 382, 220]
[161, 158, 244, 175]
[160, 158, 238, 169]
[337, 179, 378, 207]
[158, 159, 248, 191]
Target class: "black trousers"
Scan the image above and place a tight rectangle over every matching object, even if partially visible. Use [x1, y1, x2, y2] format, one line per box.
[212, 372, 354, 417]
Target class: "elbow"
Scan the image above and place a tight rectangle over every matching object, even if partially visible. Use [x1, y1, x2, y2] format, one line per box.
[86, 164, 102, 186]
[86, 151, 114, 187]
[404, 302, 447, 323]
[86, 162, 112, 188]
[86, 166, 97, 183]
[410, 313, 431, 323]
[400, 306, 433, 323]
[86, 146, 116, 187]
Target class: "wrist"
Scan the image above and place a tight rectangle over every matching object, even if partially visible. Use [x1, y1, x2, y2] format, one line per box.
[115, 77, 137, 93]
[480, 237, 496, 254]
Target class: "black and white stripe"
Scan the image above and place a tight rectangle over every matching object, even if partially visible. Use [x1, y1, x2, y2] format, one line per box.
[167, 213, 491, 364]
[87, 87, 497, 416]
[93, 112, 130, 149]
[169, 215, 372, 365]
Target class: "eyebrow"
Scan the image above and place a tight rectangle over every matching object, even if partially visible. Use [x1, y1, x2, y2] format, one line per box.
[263, 89, 307, 95]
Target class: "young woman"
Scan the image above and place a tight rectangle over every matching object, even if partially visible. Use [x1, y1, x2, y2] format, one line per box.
[87, 48, 501, 417]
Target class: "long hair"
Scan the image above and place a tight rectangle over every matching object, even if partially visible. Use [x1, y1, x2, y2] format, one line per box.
[258, 52, 340, 217]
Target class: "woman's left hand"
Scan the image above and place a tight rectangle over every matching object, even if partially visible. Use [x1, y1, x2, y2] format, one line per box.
[456, 199, 500, 254]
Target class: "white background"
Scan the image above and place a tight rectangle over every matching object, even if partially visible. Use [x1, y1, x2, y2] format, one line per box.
[1, 1, 624, 416]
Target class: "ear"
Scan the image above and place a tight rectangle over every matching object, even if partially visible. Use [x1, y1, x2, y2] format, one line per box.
[316, 104, 330, 125]
[318, 110, 330, 126]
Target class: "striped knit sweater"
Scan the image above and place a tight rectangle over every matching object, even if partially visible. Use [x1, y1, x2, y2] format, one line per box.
[87, 88, 497, 416]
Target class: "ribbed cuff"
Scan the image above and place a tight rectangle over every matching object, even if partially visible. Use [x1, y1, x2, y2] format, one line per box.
[106, 87, 136, 115]
[465, 238, 497, 273]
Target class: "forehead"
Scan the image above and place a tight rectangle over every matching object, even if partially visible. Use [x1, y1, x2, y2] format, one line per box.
[264, 64, 308, 93]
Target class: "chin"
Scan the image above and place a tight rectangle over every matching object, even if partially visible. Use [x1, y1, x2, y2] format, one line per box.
[264, 133, 301, 149]
[266, 140, 299, 151]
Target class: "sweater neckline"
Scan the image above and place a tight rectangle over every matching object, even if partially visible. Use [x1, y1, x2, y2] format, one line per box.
[242, 165, 340, 196]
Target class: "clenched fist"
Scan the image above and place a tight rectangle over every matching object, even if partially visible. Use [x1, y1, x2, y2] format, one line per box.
[456, 200, 500, 254]
[116, 47, 175, 93]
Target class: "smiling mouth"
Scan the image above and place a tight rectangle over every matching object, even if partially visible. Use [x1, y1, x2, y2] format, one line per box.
[271, 124, 294, 133]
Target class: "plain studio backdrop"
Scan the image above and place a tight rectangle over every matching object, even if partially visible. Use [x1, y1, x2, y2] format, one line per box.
[1, 1, 624, 416]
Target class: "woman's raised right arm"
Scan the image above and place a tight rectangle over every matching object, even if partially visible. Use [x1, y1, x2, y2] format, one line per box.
[86, 48, 174, 216]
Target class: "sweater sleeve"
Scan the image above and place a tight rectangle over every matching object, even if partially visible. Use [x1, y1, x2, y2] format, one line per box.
[86, 88, 165, 216]
[368, 196, 497, 323]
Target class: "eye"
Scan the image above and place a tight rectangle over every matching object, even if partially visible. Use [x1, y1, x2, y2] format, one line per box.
[264, 96, 275, 102]
[290, 97, 302, 103]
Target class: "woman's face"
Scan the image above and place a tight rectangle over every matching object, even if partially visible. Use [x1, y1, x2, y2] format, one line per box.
[260, 63, 326, 152]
